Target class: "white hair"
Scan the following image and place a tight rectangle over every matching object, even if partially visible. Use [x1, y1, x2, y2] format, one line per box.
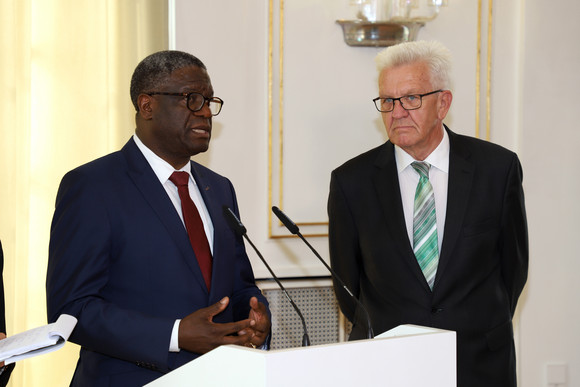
[375, 40, 452, 89]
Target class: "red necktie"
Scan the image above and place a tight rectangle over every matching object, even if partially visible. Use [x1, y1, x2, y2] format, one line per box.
[169, 171, 212, 289]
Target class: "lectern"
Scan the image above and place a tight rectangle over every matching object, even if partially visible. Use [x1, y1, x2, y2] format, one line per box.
[145, 325, 456, 387]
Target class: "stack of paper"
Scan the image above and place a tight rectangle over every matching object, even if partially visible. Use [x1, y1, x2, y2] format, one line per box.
[0, 314, 77, 364]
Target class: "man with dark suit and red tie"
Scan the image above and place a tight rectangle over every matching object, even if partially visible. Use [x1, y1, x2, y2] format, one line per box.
[46, 50, 270, 387]
[328, 41, 528, 386]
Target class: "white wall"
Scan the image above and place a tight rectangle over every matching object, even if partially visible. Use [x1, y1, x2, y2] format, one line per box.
[519, 1, 580, 386]
[174, 1, 580, 385]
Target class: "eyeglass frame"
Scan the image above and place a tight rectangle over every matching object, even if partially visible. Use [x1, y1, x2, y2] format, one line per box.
[145, 91, 224, 116]
[372, 89, 443, 112]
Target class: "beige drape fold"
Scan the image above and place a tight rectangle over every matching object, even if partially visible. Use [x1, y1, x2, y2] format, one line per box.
[0, 1, 167, 385]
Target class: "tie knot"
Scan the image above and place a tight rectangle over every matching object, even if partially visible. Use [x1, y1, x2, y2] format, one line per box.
[169, 171, 190, 187]
[411, 161, 431, 179]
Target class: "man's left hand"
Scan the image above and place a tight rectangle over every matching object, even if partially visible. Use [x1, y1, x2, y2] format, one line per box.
[239, 297, 271, 348]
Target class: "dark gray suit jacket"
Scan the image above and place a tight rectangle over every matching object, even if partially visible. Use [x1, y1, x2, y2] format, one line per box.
[328, 127, 528, 387]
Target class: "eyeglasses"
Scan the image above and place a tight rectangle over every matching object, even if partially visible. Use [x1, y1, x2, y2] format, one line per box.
[373, 89, 443, 112]
[146, 91, 224, 116]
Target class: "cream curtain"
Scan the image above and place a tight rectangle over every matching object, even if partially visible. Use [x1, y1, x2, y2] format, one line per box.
[0, 1, 168, 385]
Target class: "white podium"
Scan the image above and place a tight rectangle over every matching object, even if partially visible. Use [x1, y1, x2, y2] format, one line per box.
[145, 325, 456, 387]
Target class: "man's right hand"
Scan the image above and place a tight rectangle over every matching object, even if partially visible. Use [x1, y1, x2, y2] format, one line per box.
[177, 297, 255, 354]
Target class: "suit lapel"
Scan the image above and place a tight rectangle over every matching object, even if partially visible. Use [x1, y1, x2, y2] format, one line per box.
[372, 142, 429, 288]
[435, 130, 474, 285]
[121, 139, 209, 294]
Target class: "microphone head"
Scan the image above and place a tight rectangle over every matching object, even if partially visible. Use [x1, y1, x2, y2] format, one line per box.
[222, 206, 247, 236]
[271, 206, 300, 234]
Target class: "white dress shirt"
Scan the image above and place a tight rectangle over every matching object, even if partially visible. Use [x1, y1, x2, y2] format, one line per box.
[395, 128, 450, 253]
[133, 134, 214, 352]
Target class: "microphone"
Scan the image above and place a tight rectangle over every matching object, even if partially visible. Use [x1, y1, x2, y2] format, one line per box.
[223, 206, 311, 347]
[272, 206, 374, 339]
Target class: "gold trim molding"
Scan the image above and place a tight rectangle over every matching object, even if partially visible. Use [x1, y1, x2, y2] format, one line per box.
[476, 0, 493, 141]
[267, 0, 326, 239]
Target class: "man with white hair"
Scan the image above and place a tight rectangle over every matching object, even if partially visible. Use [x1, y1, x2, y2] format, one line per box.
[328, 41, 528, 386]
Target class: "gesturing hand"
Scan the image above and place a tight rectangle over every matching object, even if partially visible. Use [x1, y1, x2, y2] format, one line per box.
[178, 297, 254, 354]
[238, 297, 271, 348]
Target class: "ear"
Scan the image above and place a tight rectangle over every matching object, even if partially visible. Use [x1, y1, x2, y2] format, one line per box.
[437, 90, 453, 120]
[137, 93, 154, 120]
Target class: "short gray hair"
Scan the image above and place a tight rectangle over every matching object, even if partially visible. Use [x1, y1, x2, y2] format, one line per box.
[375, 41, 452, 90]
[130, 50, 207, 111]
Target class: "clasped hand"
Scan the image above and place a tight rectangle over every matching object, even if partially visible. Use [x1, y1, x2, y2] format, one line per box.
[178, 296, 270, 354]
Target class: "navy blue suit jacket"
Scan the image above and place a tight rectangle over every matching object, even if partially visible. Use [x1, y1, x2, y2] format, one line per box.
[328, 128, 528, 387]
[46, 138, 268, 386]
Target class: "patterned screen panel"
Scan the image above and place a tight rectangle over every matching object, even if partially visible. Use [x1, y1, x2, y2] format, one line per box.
[260, 280, 351, 350]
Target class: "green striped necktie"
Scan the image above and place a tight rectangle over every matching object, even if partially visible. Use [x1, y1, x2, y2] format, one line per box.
[411, 161, 439, 290]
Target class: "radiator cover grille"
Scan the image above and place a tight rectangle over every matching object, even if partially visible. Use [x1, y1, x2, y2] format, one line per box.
[261, 280, 349, 349]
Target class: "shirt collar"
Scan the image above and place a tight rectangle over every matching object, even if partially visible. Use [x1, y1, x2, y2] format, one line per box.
[133, 134, 192, 184]
[395, 127, 450, 174]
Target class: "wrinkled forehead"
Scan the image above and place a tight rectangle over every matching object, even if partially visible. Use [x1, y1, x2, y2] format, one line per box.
[378, 62, 433, 95]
